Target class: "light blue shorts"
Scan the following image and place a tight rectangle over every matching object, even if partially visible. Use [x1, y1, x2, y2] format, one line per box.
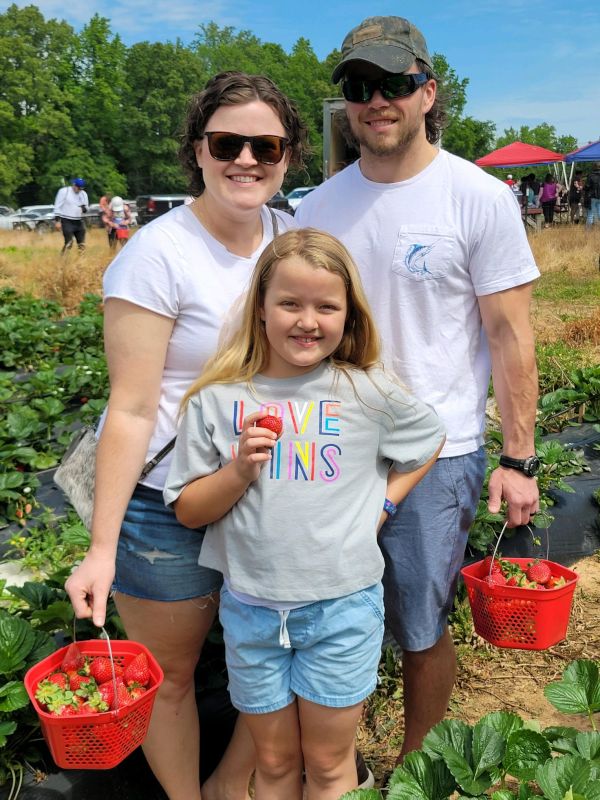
[219, 584, 385, 714]
[379, 448, 487, 651]
[114, 484, 223, 601]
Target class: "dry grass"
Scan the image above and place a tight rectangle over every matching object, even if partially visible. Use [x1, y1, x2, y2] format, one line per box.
[0, 228, 118, 313]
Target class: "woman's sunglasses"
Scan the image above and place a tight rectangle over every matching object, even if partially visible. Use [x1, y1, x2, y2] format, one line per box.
[202, 132, 289, 165]
[341, 73, 429, 103]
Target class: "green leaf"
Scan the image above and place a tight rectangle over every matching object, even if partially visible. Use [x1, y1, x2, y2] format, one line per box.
[536, 754, 591, 800]
[544, 660, 600, 716]
[6, 581, 57, 610]
[0, 679, 29, 712]
[442, 743, 493, 796]
[479, 711, 524, 740]
[472, 718, 506, 777]
[491, 792, 516, 800]
[24, 629, 57, 669]
[386, 751, 455, 800]
[0, 611, 35, 675]
[0, 720, 17, 747]
[423, 718, 472, 761]
[338, 791, 382, 800]
[504, 729, 551, 781]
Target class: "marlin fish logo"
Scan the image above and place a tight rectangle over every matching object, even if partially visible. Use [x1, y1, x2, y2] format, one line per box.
[404, 243, 435, 276]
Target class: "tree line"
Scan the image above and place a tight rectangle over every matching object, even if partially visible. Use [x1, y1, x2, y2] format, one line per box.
[0, 4, 579, 207]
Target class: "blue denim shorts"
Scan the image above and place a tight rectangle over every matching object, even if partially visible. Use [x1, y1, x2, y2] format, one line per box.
[114, 484, 223, 601]
[219, 583, 385, 714]
[379, 448, 486, 652]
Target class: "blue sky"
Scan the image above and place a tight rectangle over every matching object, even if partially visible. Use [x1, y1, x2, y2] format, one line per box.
[6, 0, 600, 149]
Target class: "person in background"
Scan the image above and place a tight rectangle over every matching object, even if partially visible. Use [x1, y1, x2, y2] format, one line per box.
[584, 163, 600, 226]
[568, 171, 584, 224]
[296, 14, 540, 767]
[53, 177, 89, 254]
[538, 173, 558, 228]
[65, 71, 307, 800]
[504, 173, 515, 187]
[165, 228, 445, 800]
[103, 196, 132, 248]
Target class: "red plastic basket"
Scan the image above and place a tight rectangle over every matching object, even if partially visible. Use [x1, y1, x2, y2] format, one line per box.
[461, 558, 578, 650]
[24, 639, 163, 770]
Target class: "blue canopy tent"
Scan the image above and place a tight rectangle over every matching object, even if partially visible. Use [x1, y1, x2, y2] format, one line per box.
[564, 140, 600, 184]
[564, 140, 600, 162]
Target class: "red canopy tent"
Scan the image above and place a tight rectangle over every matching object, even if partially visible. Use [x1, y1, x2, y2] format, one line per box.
[475, 141, 564, 168]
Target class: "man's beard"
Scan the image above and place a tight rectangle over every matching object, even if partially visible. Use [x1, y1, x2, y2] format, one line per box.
[350, 115, 422, 158]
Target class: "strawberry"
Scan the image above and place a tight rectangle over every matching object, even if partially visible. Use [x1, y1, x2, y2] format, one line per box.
[69, 673, 95, 693]
[482, 556, 503, 575]
[90, 656, 115, 685]
[546, 575, 566, 589]
[98, 681, 115, 707]
[526, 560, 551, 585]
[256, 415, 283, 438]
[484, 572, 507, 587]
[60, 643, 85, 673]
[112, 681, 132, 710]
[48, 672, 68, 690]
[128, 685, 147, 702]
[124, 653, 150, 688]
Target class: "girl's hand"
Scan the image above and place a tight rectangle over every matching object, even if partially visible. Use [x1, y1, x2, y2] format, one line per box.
[233, 412, 279, 483]
[64, 548, 116, 628]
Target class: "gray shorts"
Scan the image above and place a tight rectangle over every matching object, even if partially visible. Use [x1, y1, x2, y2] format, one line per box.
[379, 448, 486, 652]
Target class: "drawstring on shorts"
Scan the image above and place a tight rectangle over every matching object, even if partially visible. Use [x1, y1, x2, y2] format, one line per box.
[278, 610, 291, 648]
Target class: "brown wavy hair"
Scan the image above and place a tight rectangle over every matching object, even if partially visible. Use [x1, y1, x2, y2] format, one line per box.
[179, 71, 309, 196]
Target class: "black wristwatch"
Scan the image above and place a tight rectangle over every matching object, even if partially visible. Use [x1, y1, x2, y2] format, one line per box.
[499, 454, 541, 477]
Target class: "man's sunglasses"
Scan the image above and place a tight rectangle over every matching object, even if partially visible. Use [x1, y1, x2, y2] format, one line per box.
[202, 132, 289, 165]
[341, 73, 429, 103]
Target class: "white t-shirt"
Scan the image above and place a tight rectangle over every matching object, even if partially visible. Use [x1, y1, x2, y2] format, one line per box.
[53, 186, 89, 219]
[101, 203, 296, 489]
[296, 150, 540, 457]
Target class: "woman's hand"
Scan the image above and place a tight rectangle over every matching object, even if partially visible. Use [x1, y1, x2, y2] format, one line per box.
[233, 412, 279, 483]
[65, 547, 117, 628]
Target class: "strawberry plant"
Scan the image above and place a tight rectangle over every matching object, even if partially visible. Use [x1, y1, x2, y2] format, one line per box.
[342, 658, 600, 800]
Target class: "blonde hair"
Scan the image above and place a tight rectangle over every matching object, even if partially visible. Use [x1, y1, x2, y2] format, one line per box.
[182, 228, 381, 408]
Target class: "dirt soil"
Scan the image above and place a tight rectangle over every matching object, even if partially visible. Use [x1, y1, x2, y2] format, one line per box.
[359, 554, 600, 786]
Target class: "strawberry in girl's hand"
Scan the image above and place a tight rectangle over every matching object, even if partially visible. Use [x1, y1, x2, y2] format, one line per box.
[256, 415, 283, 438]
[124, 653, 150, 688]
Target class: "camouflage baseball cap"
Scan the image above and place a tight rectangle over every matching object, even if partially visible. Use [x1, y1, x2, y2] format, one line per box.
[332, 16, 433, 83]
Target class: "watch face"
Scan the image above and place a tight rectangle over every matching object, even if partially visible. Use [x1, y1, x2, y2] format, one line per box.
[524, 456, 541, 477]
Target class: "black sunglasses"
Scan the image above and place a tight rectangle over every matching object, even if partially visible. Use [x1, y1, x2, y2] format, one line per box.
[202, 132, 289, 165]
[341, 72, 429, 103]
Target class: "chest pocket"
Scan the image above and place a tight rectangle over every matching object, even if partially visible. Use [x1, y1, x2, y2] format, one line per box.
[391, 226, 455, 283]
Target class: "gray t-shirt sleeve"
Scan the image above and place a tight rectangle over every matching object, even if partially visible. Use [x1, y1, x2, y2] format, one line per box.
[375, 376, 446, 472]
[163, 395, 220, 507]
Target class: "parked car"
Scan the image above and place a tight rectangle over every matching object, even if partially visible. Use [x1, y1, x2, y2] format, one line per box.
[136, 194, 188, 225]
[267, 191, 294, 215]
[0, 205, 15, 216]
[285, 186, 316, 211]
[0, 209, 55, 232]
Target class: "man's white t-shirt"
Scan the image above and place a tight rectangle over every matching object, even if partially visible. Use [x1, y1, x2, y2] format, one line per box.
[53, 186, 89, 219]
[101, 203, 296, 489]
[296, 150, 540, 457]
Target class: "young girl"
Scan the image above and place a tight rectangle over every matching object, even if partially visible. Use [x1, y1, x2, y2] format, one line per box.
[164, 228, 445, 800]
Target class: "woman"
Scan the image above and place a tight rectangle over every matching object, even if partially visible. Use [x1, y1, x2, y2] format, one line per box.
[65, 71, 307, 800]
[538, 173, 557, 228]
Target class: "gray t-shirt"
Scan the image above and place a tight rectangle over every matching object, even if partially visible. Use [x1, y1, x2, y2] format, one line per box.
[164, 362, 445, 602]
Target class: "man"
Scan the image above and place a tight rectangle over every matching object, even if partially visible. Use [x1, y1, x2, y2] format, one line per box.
[54, 177, 89, 253]
[296, 15, 540, 763]
[584, 163, 600, 226]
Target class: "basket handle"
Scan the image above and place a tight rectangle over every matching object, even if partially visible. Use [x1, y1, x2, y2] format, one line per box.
[487, 520, 550, 580]
[72, 621, 122, 713]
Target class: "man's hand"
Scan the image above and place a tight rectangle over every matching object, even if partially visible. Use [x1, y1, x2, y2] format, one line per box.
[54, 220, 61, 231]
[487, 466, 539, 528]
